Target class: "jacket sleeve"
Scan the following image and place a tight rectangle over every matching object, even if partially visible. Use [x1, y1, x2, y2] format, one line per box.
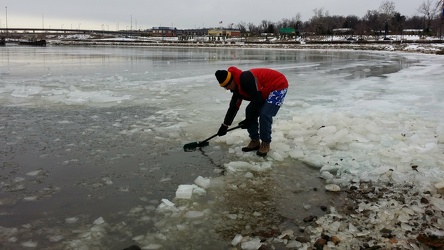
[240, 71, 263, 122]
[223, 92, 242, 126]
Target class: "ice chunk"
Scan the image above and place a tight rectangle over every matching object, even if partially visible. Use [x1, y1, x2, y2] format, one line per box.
[330, 221, 342, 232]
[225, 161, 272, 172]
[373, 165, 391, 175]
[227, 214, 237, 220]
[129, 206, 144, 214]
[435, 181, 444, 189]
[317, 126, 337, 137]
[132, 235, 145, 241]
[65, 217, 79, 224]
[286, 240, 302, 248]
[21, 241, 38, 247]
[26, 170, 41, 176]
[401, 223, 413, 231]
[193, 186, 206, 196]
[14, 177, 25, 182]
[161, 199, 175, 207]
[270, 151, 284, 161]
[253, 211, 262, 217]
[323, 128, 350, 146]
[175, 185, 194, 199]
[348, 223, 358, 234]
[245, 172, 254, 178]
[93, 217, 105, 225]
[141, 243, 163, 249]
[430, 197, 444, 212]
[49, 235, 64, 242]
[23, 196, 38, 201]
[325, 184, 341, 192]
[278, 230, 294, 239]
[184, 211, 205, 219]
[303, 204, 311, 210]
[320, 171, 334, 180]
[231, 234, 243, 246]
[241, 237, 262, 250]
[289, 150, 304, 159]
[194, 176, 210, 189]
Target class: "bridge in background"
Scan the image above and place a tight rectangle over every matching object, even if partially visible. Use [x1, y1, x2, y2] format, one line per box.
[0, 28, 144, 38]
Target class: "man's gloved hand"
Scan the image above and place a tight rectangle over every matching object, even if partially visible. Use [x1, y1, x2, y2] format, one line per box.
[238, 119, 250, 129]
[217, 124, 228, 136]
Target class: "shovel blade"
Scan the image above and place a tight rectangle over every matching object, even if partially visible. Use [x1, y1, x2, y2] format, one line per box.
[183, 141, 210, 152]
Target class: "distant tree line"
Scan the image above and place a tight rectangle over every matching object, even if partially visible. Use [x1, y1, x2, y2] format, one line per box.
[232, 0, 444, 37]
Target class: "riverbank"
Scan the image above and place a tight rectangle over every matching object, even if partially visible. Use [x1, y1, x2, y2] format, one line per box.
[47, 38, 444, 55]
[124, 153, 444, 250]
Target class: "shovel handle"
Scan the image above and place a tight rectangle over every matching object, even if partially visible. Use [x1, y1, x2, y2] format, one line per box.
[183, 125, 242, 151]
[202, 125, 241, 143]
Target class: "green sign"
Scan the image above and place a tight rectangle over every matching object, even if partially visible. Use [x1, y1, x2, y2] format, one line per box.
[279, 27, 295, 34]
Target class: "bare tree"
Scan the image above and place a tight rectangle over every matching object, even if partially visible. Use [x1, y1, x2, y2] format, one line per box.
[405, 15, 427, 29]
[310, 8, 330, 34]
[290, 13, 303, 33]
[260, 20, 271, 33]
[417, 0, 440, 33]
[378, 1, 397, 38]
[312, 7, 329, 19]
[344, 15, 360, 29]
[236, 22, 247, 34]
[230, 0, 443, 39]
[391, 12, 406, 34]
[379, 0, 396, 17]
[293, 13, 302, 24]
[417, 0, 441, 15]
[364, 10, 382, 35]
[417, 0, 440, 17]
[247, 22, 259, 36]
[279, 18, 291, 28]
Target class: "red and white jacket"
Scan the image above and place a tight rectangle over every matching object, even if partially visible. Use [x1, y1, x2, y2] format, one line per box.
[223, 66, 288, 126]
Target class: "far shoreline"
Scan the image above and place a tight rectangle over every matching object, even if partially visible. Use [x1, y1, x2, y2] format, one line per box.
[47, 38, 444, 55]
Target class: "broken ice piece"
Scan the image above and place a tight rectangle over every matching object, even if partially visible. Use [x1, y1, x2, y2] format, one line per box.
[194, 176, 210, 189]
[184, 211, 205, 219]
[325, 184, 341, 192]
[65, 217, 79, 224]
[26, 170, 42, 176]
[93, 217, 105, 225]
[161, 199, 175, 207]
[175, 184, 194, 199]
[231, 234, 243, 246]
[23, 196, 38, 201]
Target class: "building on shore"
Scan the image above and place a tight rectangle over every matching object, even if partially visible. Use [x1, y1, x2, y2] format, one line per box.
[208, 29, 241, 41]
[151, 27, 177, 37]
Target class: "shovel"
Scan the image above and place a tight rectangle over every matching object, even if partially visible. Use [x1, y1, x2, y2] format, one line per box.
[183, 125, 241, 152]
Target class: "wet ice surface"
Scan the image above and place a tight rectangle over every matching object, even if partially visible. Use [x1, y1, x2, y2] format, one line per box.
[1, 46, 444, 249]
[0, 105, 334, 249]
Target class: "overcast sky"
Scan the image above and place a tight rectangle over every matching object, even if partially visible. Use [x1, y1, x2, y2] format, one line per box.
[0, 0, 433, 30]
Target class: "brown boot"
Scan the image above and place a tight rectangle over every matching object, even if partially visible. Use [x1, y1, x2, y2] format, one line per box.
[242, 139, 260, 152]
[256, 142, 270, 157]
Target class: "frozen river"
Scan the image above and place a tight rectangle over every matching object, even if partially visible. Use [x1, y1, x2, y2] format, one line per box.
[1, 45, 444, 249]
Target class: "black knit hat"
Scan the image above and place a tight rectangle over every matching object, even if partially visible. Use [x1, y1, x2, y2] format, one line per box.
[215, 70, 232, 87]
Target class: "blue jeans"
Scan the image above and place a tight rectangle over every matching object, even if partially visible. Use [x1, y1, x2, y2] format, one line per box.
[247, 102, 281, 143]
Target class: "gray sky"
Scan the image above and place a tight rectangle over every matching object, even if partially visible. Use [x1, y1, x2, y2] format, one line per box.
[0, 0, 429, 30]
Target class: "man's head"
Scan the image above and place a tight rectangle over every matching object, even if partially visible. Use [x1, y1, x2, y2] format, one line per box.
[215, 70, 234, 90]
